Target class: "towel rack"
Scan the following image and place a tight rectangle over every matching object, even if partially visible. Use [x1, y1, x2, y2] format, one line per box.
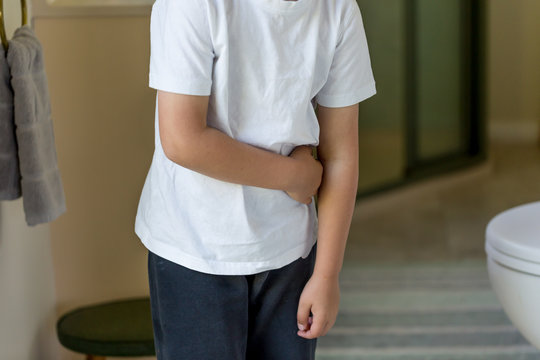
[0, 0, 28, 52]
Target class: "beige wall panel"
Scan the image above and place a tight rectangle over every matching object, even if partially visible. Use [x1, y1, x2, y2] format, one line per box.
[34, 16, 156, 359]
[520, 0, 540, 124]
[488, 0, 540, 140]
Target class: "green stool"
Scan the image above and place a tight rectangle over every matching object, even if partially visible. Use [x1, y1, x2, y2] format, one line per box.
[56, 297, 155, 360]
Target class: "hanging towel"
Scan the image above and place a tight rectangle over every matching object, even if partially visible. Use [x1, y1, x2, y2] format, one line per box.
[6, 25, 66, 226]
[0, 43, 22, 200]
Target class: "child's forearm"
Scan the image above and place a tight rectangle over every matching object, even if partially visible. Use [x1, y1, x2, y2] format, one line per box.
[164, 124, 307, 193]
[158, 91, 322, 198]
[312, 158, 358, 279]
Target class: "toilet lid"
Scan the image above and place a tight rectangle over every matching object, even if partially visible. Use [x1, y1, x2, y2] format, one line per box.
[486, 201, 540, 274]
[486, 242, 540, 276]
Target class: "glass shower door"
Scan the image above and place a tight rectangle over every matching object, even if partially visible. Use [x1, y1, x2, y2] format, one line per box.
[355, 0, 483, 195]
[356, 0, 407, 193]
[415, 0, 466, 160]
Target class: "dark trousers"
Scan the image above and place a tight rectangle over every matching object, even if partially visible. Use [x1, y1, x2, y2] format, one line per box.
[147, 244, 317, 360]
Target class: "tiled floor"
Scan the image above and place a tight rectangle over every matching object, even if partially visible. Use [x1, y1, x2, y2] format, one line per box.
[317, 259, 540, 359]
[346, 142, 540, 264]
[319, 141, 540, 359]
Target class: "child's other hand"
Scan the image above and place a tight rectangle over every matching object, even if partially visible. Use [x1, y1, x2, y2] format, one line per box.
[287, 146, 323, 204]
[296, 273, 340, 339]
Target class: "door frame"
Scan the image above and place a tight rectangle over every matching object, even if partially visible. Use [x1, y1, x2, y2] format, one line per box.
[358, 0, 487, 199]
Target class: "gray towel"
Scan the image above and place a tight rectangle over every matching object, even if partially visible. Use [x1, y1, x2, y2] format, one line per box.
[5, 25, 66, 226]
[0, 42, 22, 200]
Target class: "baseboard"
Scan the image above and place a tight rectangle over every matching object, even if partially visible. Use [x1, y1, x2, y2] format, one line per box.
[489, 120, 539, 143]
[353, 160, 493, 218]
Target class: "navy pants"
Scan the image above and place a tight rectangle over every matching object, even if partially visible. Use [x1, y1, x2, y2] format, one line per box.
[147, 244, 317, 360]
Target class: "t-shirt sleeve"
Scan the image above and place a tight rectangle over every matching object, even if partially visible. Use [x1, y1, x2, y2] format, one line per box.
[148, 0, 214, 95]
[315, 3, 376, 108]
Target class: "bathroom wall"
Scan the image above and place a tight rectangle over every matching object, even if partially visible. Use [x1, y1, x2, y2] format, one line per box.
[487, 0, 540, 142]
[0, 0, 59, 359]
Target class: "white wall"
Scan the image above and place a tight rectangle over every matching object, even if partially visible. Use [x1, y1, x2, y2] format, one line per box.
[0, 202, 59, 359]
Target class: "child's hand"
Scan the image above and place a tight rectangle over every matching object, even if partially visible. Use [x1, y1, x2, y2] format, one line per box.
[296, 273, 340, 339]
[287, 146, 323, 204]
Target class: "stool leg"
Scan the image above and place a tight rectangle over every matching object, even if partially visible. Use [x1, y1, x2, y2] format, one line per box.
[86, 355, 106, 360]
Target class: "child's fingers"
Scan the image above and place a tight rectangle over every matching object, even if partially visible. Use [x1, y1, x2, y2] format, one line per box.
[285, 191, 313, 205]
[310, 316, 328, 337]
[297, 300, 312, 331]
[298, 314, 329, 339]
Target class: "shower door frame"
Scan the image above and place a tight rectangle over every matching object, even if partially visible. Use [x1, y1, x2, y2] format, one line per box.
[358, 0, 487, 199]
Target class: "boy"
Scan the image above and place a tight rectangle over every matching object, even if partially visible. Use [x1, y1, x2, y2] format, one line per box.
[135, 0, 376, 358]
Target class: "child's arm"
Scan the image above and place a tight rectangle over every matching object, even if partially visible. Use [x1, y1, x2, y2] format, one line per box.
[158, 90, 322, 204]
[296, 103, 359, 339]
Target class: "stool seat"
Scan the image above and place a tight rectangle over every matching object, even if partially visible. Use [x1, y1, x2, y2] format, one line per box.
[56, 297, 155, 357]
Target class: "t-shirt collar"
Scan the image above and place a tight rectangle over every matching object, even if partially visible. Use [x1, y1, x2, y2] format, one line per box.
[256, 0, 311, 14]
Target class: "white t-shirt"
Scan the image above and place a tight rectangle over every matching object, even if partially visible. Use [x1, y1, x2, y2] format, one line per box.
[135, 0, 376, 275]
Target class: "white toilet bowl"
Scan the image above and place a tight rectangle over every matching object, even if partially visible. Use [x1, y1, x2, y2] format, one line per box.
[485, 201, 540, 350]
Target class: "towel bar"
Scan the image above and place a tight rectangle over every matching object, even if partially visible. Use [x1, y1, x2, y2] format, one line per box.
[0, 0, 28, 52]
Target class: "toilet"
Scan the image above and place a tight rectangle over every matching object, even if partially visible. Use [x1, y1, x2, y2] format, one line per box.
[485, 201, 540, 350]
